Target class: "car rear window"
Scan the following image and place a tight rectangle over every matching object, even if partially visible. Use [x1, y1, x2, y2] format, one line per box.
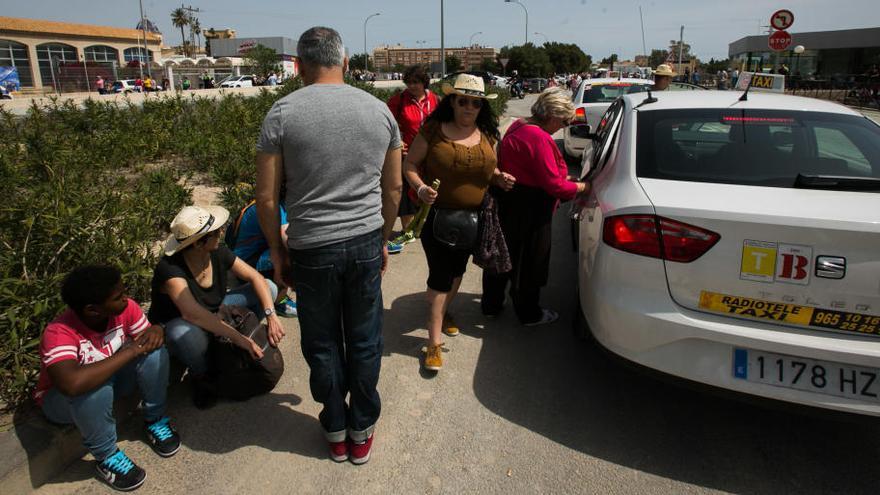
[582, 83, 650, 103]
[636, 109, 880, 187]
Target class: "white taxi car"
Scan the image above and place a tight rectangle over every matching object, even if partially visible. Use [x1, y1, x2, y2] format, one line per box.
[572, 90, 880, 416]
[563, 78, 653, 158]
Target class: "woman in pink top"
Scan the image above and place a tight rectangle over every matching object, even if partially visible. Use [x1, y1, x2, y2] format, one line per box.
[481, 88, 588, 325]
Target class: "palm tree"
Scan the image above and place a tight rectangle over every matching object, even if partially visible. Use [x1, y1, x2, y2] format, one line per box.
[171, 8, 189, 56]
[192, 18, 202, 54]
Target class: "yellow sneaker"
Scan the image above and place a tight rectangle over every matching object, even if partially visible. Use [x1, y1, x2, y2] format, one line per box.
[442, 314, 460, 337]
[424, 344, 443, 371]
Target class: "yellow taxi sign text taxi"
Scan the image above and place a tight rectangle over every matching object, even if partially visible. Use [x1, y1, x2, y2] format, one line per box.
[735, 71, 785, 93]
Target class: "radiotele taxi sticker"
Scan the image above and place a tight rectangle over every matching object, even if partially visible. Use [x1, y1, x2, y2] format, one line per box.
[699, 291, 880, 336]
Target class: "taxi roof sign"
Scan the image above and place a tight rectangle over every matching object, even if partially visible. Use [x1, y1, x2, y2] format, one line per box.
[735, 71, 785, 93]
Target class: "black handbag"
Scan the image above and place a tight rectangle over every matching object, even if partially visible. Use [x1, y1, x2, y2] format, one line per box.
[210, 305, 284, 401]
[433, 208, 480, 250]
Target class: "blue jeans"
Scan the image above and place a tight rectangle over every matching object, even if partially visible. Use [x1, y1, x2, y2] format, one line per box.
[164, 280, 277, 376]
[41, 348, 169, 461]
[290, 229, 384, 442]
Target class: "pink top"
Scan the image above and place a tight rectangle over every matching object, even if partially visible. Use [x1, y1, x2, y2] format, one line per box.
[498, 119, 579, 201]
[33, 299, 151, 404]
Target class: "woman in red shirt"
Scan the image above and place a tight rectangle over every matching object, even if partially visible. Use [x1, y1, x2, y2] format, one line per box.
[482, 88, 588, 325]
[386, 65, 438, 246]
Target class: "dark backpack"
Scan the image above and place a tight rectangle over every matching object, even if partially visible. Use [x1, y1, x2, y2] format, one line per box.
[224, 200, 256, 250]
[211, 305, 284, 401]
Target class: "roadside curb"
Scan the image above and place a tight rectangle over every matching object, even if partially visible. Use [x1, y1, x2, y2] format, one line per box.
[0, 408, 86, 493]
[0, 396, 146, 492]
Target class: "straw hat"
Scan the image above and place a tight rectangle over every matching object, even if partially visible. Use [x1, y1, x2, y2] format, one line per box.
[654, 64, 677, 77]
[163, 205, 230, 256]
[441, 73, 498, 100]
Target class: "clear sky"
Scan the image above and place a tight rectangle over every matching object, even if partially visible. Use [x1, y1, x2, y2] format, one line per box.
[5, 0, 878, 61]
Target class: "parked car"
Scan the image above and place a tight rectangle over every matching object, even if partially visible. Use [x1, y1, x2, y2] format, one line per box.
[523, 77, 548, 93]
[111, 79, 138, 93]
[489, 75, 508, 89]
[219, 75, 255, 88]
[563, 78, 653, 158]
[571, 90, 880, 416]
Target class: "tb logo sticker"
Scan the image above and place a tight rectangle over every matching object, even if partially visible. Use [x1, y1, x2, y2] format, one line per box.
[740, 240, 812, 285]
[775, 244, 812, 285]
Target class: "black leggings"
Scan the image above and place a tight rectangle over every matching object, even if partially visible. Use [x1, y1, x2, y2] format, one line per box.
[481, 185, 555, 323]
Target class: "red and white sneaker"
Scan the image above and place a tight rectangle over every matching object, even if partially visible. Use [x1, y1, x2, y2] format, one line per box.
[349, 434, 374, 465]
[329, 440, 348, 462]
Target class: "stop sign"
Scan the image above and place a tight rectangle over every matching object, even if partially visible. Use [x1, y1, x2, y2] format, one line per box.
[769, 30, 792, 51]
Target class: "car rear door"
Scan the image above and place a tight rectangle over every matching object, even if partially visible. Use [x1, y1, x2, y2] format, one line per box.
[636, 109, 880, 338]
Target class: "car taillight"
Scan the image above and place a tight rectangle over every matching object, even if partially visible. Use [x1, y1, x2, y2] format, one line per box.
[602, 215, 720, 263]
[574, 107, 587, 122]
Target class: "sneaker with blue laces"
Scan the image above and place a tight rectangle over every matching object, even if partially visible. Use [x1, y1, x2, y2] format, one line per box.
[386, 241, 403, 254]
[275, 297, 298, 317]
[145, 416, 181, 458]
[96, 449, 146, 491]
[392, 231, 416, 246]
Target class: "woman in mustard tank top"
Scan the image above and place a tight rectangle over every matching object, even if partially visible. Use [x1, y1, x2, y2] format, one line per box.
[403, 74, 515, 372]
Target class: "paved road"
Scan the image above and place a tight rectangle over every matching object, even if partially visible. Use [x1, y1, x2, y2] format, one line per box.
[34, 94, 880, 494]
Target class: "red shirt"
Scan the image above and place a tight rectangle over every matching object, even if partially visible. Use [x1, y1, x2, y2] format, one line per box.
[498, 119, 579, 201]
[387, 89, 438, 146]
[33, 299, 151, 404]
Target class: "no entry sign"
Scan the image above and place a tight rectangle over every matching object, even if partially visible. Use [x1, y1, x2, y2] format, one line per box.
[769, 30, 792, 51]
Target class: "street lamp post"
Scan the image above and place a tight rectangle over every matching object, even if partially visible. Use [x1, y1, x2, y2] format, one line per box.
[504, 0, 528, 45]
[81, 54, 91, 93]
[793, 44, 805, 88]
[534, 32, 548, 44]
[469, 31, 483, 46]
[363, 12, 380, 72]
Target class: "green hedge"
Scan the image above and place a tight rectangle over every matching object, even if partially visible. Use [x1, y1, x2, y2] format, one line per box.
[0, 77, 508, 408]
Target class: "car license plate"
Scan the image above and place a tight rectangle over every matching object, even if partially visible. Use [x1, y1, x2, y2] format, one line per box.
[733, 348, 880, 401]
[700, 291, 880, 336]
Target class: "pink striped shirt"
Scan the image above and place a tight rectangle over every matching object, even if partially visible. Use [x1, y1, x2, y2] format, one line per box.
[34, 299, 151, 404]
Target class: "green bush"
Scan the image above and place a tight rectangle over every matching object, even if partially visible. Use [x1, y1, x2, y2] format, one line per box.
[0, 76, 508, 408]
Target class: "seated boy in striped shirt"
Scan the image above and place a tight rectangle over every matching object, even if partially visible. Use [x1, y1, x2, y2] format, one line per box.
[34, 265, 180, 492]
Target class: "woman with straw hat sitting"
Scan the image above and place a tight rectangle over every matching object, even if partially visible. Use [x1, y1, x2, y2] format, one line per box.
[148, 205, 285, 408]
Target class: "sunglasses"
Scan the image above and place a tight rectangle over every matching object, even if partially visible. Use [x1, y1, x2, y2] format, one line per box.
[456, 96, 483, 109]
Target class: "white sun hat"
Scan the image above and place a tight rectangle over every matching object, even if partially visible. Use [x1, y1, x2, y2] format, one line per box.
[441, 73, 498, 100]
[163, 205, 230, 256]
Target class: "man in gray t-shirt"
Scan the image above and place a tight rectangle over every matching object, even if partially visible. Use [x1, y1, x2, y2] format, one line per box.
[257, 84, 401, 250]
[255, 26, 402, 464]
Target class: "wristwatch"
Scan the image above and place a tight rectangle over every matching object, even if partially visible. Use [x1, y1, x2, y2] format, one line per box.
[264, 307, 276, 318]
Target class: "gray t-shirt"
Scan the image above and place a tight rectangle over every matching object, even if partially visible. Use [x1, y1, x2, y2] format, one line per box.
[257, 84, 401, 250]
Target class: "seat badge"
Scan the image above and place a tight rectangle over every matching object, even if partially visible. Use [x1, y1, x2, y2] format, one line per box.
[815, 256, 845, 280]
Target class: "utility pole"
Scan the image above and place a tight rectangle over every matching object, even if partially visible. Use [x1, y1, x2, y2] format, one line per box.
[678, 25, 684, 75]
[139, 0, 151, 77]
[639, 6, 647, 60]
[440, 0, 445, 77]
[181, 4, 202, 58]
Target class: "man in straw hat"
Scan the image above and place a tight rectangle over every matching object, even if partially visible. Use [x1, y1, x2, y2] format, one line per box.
[653, 64, 677, 91]
[255, 26, 402, 465]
